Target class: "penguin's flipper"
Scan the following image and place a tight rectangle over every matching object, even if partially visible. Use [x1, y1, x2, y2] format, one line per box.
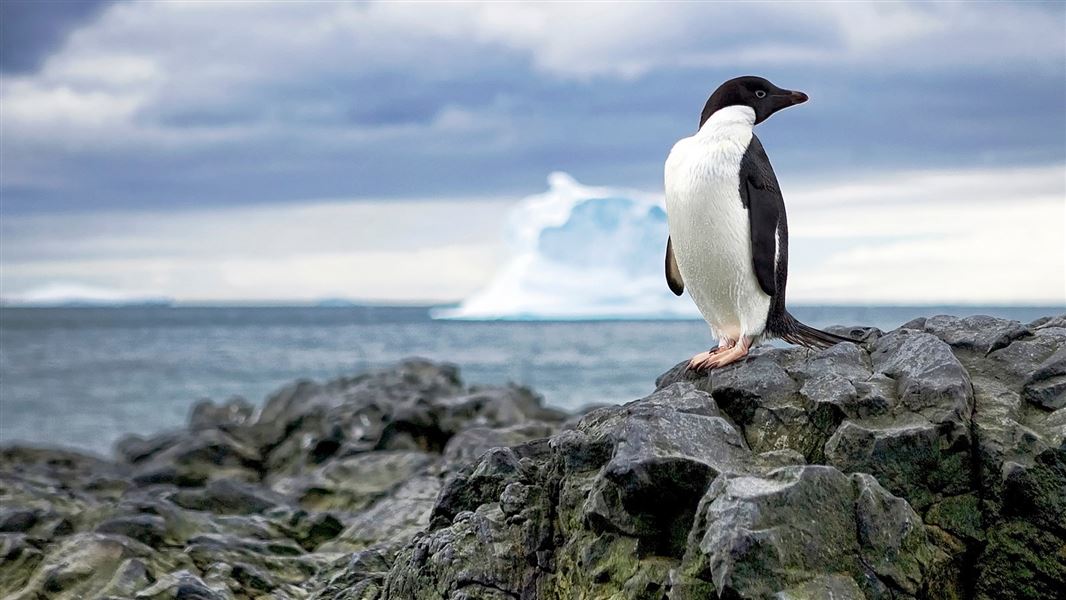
[739, 135, 785, 298]
[745, 178, 780, 297]
[665, 237, 684, 296]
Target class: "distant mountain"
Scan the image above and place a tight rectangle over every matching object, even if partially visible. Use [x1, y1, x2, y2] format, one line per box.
[2, 283, 173, 307]
[314, 298, 360, 307]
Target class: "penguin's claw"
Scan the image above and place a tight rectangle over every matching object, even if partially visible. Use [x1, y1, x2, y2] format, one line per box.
[687, 340, 734, 371]
[687, 349, 721, 371]
[687, 338, 750, 372]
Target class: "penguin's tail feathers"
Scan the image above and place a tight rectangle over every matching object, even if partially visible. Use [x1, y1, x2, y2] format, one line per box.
[775, 311, 859, 350]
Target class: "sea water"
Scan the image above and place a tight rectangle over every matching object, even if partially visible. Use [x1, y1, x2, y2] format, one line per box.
[0, 305, 1059, 455]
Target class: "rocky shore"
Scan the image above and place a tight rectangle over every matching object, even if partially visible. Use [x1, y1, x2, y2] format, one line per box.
[2, 314, 1064, 599]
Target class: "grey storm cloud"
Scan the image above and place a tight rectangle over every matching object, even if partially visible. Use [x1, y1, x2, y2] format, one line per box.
[0, 1, 1063, 214]
[0, 0, 114, 73]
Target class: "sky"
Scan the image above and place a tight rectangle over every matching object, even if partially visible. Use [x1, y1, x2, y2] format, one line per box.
[1, 1, 1064, 306]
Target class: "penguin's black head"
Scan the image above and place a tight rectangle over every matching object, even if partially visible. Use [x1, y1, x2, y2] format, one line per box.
[699, 76, 808, 128]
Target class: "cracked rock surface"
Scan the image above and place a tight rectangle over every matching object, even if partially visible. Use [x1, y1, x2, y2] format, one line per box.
[2, 315, 1064, 599]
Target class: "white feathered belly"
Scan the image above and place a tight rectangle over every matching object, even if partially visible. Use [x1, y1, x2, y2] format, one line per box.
[665, 109, 771, 340]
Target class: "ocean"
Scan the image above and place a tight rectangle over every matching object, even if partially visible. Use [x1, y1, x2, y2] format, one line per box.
[1, 305, 1060, 455]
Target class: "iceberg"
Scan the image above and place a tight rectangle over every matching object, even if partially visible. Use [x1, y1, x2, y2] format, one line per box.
[435, 173, 699, 320]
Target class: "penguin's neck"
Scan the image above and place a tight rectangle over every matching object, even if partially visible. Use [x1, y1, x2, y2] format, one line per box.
[695, 105, 755, 139]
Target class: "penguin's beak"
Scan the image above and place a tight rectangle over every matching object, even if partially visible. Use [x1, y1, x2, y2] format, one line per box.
[765, 89, 807, 118]
[756, 86, 809, 124]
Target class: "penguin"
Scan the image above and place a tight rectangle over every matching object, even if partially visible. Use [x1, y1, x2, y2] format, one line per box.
[664, 75, 852, 371]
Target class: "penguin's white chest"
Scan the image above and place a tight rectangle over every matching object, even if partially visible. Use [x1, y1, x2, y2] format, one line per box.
[664, 106, 771, 340]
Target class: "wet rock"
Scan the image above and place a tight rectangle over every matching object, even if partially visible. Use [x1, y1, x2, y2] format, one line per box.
[384, 485, 554, 600]
[0, 509, 39, 533]
[133, 569, 227, 600]
[269, 450, 434, 512]
[308, 548, 392, 600]
[1023, 346, 1066, 410]
[3, 320, 1065, 599]
[171, 477, 289, 515]
[682, 466, 948, 598]
[4, 533, 189, 600]
[127, 429, 262, 486]
[0, 534, 45, 594]
[263, 506, 346, 550]
[378, 384, 564, 453]
[974, 520, 1066, 600]
[919, 314, 1029, 355]
[439, 421, 556, 473]
[188, 396, 255, 431]
[321, 475, 442, 553]
[774, 574, 866, 600]
[582, 384, 750, 555]
[95, 514, 168, 547]
[432, 446, 527, 527]
[255, 359, 465, 466]
[823, 331, 975, 512]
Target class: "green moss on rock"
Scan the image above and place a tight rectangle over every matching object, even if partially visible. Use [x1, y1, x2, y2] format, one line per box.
[975, 520, 1066, 600]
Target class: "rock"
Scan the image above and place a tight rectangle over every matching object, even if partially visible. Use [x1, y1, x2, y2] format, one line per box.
[1, 445, 130, 496]
[0, 509, 39, 533]
[375, 316, 1066, 599]
[308, 548, 392, 600]
[664, 347, 850, 464]
[0, 535, 45, 594]
[822, 331, 975, 512]
[1, 360, 574, 598]
[918, 314, 1029, 355]
[181, 533, 324, 590]
[1023, 346, 1066, 410]
[171, 477, 289, 515]
[254, 359, 466, 467]
[774, 574, 867, 600]
[375, 384, 563, 455]
[384, 500, 553, 600]
[4, 533, 189, 600]
[321, 475, 442, 553]
[95, 515, 168, 546]
[682, 466, 948, 598]
[188, 396, 255, 431]
[126, 429, 262, 486]
[582, 383, 751, 556]
[269, 450, 435, 512]
[133, 569, 226, 599]
[974, 520, 1066, 600]
[264, 507, 346, 550]
[439, 421, 557, 473]
[3, 320, 1065, 599]
[432, 439, 551, 528]
[115, 431, 187, 463]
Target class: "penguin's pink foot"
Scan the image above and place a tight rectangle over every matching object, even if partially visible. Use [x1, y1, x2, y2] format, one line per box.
[689, 337, 751, 372]
[688, 339, 735, 371]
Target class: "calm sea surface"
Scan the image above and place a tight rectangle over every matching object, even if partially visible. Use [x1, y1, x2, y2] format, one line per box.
[1, 305, 1060, 455]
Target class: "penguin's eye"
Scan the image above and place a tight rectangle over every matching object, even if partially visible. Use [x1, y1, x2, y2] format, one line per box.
[754, 90, 767, 99]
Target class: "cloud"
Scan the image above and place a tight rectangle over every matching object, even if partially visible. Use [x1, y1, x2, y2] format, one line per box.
[2, 166, 1062, 306]
[785, 166, 1066, 304]
[0, 0, 113, 73]
[0, 1, 1062, 215]
[1, 196, 512, 303]
[425, 2, 1064, 78]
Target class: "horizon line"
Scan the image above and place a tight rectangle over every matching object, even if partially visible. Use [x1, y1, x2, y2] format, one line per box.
[2, 300, 1064, 310]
